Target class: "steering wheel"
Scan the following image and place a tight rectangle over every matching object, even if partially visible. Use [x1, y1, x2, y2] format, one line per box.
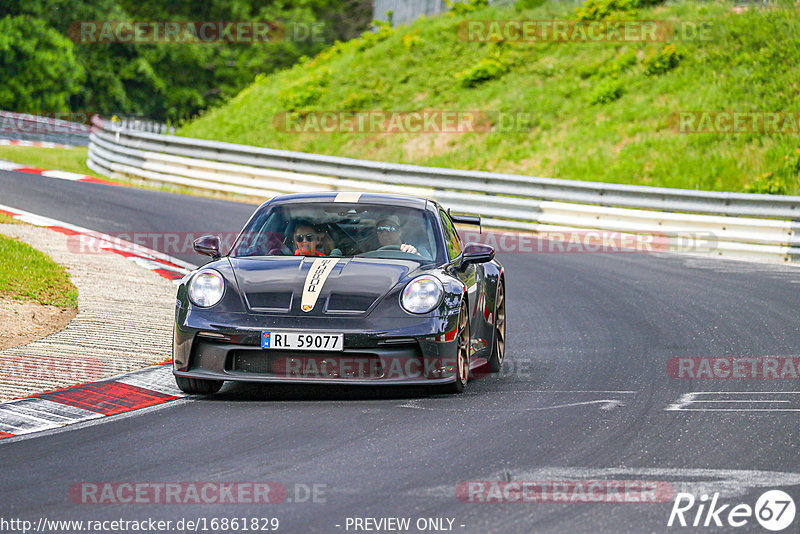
[377, 245, 402, 251]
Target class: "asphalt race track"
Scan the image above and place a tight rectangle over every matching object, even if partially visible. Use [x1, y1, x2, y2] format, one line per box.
[2, 169, 800, 533]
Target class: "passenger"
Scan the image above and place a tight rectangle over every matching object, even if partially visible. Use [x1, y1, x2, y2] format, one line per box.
[376, 215, 420, 255]
[293, 222, 326, 257]
[316, 224, 342, 256]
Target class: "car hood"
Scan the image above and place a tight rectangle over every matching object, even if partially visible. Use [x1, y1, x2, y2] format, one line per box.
[229, 256, 428, 316]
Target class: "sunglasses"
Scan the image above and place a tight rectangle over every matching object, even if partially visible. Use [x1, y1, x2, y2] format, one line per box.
[377, 225, 399, 233]
[294, 233, 317, 242]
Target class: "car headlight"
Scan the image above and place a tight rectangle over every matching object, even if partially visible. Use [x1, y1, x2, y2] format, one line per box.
[401, 275, 443, 314]
[188, 269, 225, 308]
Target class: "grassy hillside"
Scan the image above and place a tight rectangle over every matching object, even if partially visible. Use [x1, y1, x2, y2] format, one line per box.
[180, 0, 800, 194]
[0, 233, 78, 308]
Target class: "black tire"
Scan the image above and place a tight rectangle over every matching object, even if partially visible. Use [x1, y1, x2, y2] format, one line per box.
[175, 376, 224, 395]
[441, 301, 470, 394]
[488, 281, 506, 373]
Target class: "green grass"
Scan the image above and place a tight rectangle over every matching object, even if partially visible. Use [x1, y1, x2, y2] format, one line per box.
[0, 213, 22, 225]
[0, 145, 259, 203]
[180, 0, 800, 194]
[0, 145, 98, 178]
[0, 234, 78, 308]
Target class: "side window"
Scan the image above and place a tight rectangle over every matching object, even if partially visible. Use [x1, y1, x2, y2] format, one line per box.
[439, 210, 462, 260]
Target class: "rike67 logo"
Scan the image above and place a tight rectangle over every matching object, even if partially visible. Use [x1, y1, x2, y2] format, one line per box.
[668, 490, 796, 531]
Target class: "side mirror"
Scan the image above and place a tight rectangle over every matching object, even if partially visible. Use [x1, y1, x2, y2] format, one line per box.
[193, 235, 221, 258]
[462, 242, 494, 265]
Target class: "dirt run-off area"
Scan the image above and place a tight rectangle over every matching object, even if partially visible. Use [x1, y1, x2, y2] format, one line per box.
[0, 297, 76, 350]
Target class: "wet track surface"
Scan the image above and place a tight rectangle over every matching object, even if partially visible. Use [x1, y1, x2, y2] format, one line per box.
[2, 169, 800, 533]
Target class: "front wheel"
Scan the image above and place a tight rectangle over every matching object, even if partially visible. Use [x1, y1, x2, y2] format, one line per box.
[441, 301, 470, 394]
[175, 376, 224, 395]
[488, 281, 506, 373]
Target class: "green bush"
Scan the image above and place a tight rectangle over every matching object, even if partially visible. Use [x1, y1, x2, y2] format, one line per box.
[447, 0, 489, 16]
[356, 24, 394, 52]
[457, 57, 509, 86]
[745, 172, 787, 195]
[278, 70, 331, 111]
[643, 44, 682, 75]
[577, 63, 598, 80]
[402, 30, 422, 50]
[341, 91, 373, 110]
[783, 148, 800, 175]
[575, 0, 638, 21]
[610, 50, 637, 72]
[589, 79, 623, 105]
[579, 50, 638, 79]
[515, 0, 547, 10]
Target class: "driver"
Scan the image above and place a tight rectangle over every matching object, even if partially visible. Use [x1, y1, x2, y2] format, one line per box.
[293, 222, 326, 257]
[376, 215, 419, 255]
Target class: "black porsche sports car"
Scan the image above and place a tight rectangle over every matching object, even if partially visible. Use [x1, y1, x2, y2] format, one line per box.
[173, 192, 505, 394]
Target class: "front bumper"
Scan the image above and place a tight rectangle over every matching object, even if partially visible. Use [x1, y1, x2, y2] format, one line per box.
[173, 312, 461, 386]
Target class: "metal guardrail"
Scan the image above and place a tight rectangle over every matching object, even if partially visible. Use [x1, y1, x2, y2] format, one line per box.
[87, 115, 800, 263]
[116, 117, 175, 135]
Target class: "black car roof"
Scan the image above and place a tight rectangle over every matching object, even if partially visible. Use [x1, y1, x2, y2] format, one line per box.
[263, 192, 433, 210]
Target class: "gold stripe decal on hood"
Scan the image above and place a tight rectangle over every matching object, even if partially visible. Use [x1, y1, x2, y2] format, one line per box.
[334, 192, 362, 203]
[301, 258, 338, 312]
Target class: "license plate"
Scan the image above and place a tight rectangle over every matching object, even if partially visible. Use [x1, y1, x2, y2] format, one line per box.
[262, 331, 343, 351]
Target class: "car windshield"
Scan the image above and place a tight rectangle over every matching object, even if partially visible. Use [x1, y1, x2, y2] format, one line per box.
[230, 202, 442, 262]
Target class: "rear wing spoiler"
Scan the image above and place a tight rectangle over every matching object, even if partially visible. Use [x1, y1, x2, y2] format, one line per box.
[448, 211, 482, 233]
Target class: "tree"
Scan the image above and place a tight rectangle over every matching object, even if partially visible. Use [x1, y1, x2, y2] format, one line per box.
[0, 0, 372, 121]
[0, 15, 84, 113]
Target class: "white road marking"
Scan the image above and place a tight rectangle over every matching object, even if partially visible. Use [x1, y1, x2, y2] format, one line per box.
[2, 399, 100, 422]
[411, 467, 800, 500]
[117, 366, 185, 397]
[0, 203, 194, 272]
[0, 399, 101, 435]
[399, 398, 626, 412]
[666, 391, 800, 412]
[688, 400, 791, 403]
[464, 390, 638, 394]
[40, 170, 88, 181]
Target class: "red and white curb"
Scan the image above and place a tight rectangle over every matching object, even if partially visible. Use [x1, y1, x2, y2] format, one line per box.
[0, 205, 194, 440]
[0, 204, 192, 283]
[0, 139, 76, 149]
[0, 169, 199, 441]
[0, 365, 184, 440]
[0, 160, 188, 280]
[0, 158, 116, 185]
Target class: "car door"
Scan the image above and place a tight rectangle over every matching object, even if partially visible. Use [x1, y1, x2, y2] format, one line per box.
[439, 209, 481, 347]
